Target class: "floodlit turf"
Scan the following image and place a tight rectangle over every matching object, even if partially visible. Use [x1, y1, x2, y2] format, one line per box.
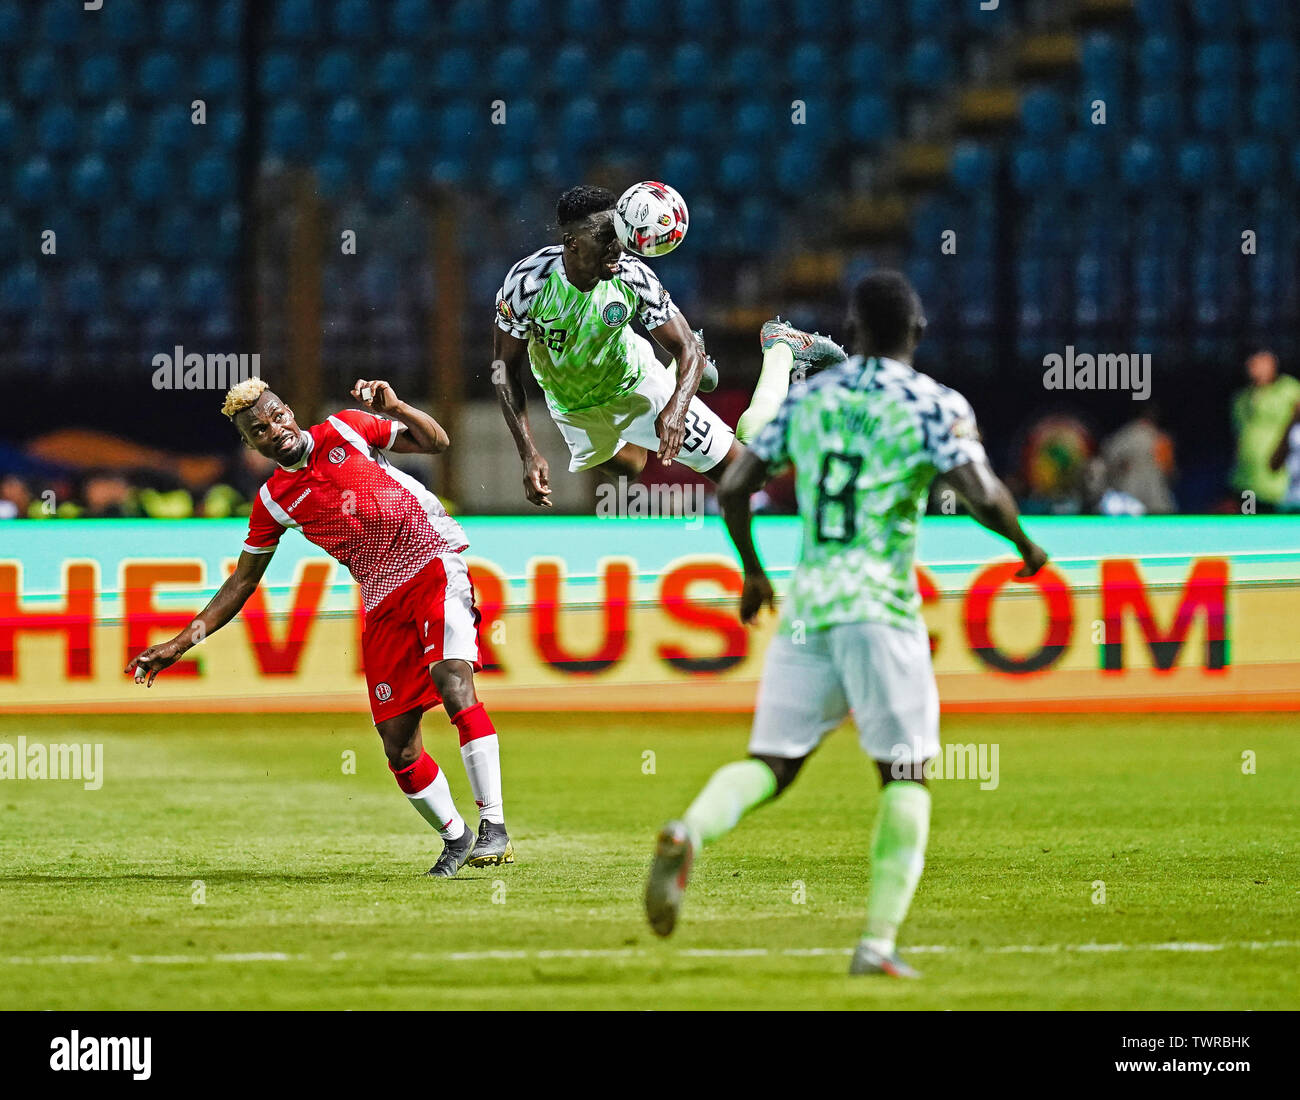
[0, 712, 1295, 1010]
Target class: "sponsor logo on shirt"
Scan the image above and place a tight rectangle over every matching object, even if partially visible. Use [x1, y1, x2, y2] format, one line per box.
[287, 488, 311, 512]
[602, 301, 629, 327]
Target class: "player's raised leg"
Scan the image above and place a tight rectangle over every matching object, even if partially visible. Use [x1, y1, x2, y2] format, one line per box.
[736, 319, 848, 443]
[376, 707, 475, 877]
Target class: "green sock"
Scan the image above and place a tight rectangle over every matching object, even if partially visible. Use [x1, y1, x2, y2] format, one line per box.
[736, 344, 794, 442]
[682, 759, 778, 846]
[863, 781, 931, 954]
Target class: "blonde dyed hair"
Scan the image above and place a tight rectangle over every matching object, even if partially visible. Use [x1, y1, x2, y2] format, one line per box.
[221, 377, 269, 419]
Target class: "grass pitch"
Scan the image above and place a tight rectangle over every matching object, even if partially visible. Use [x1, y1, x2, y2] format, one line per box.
[0, 712, 1295, 1010]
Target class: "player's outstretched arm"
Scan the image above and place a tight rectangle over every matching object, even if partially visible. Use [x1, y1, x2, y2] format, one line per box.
[492, 327, 551, 507]
[938, 460, 1048, 578]
[124, 550, 273, 686]
[351, 379, 449, 454]
[717, 449, 777, 623]
[649, 311, 706, 464]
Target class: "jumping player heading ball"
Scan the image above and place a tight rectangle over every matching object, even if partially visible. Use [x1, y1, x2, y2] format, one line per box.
[125, 378, 510, 878]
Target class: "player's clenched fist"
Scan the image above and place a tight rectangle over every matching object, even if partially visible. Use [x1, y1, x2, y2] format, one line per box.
[655, 404, 686, 465]
[738, 570, 775, 625]
[522, 451, 552, 508]
[351, 379, 398, 413]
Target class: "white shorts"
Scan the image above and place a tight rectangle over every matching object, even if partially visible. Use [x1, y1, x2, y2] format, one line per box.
[549, 361, 735, 473]
[748, 620, 940, 766]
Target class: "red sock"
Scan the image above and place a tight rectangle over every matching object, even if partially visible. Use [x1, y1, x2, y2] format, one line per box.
[450, 702, 496, 747]
[389, 750, 439, 794]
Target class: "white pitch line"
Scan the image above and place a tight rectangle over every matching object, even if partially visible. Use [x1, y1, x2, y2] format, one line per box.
[2, 940, 1298, 967]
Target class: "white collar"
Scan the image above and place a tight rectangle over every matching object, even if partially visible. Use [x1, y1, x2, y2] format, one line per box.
[277, 431, 314, 471]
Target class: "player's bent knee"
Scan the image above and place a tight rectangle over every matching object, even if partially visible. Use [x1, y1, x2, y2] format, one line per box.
[750, 752, 806, 796]
[431, 659, 477, 715]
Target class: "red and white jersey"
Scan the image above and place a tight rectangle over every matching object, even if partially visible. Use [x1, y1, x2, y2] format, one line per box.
[243, 410, 468, 613]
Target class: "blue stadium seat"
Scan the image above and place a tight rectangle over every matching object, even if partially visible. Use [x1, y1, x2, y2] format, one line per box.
[848, 0, 890, 36]
[1020, 87, 1066, 138]
[675, 101, 720, 141]
[92, 102, 134, 153]
[390, 0, 430, 39]
[847, 94, 891, 144]
[552, 46, 590, 93]
[1080, 33, 1122, 89]
[957, 258, 995, 329]
[0, 102, 14, 155]
[129, 154, 172, 206]
[794, 0, 834, 34]
[0, 0, 21, 49]
[274, 0, 318, 38]
[332, 0, 378, 39]
[608, 47, 652, 95]
[191, 152, 235, 205]
[214, 0, 243, 43]
[950, 142, 995, 193]
[71, 157, 110, 208]
[774, 140, 820, 197]
[502, 99, 538, 148]
[1191, 0, 1238, 31]
[671, 44, 710, 89]
[661, 148, 701, 195]
[104, 0, 146, 45]
[267, 102, 309, 158]
[488, 155, 529, 195]
[375, 50, 416, 96]
[558, 98, 599, 151]
[447, 0, 489, 40]
[139, 52, 183, 100]
[1, 263, 41, 315]
[1194, 85, 1239, 134]
[1256, 38, 1298, 84]
[41, 1, 81, 45]
[427, 150, 468, 189]
[359, 259, 400, 310]
[36, 104, 77, 155]
[120, 265, 166, 315]
[437, 101, 477, 147]
[728, 46, 773, 89]
[198, 54, 240, 99]
[313, 155, 351, 199]
[616, 98, 654, 139]
[326, 98, 366, 150]
[735, 100, 778, 143]
[1120, 139, 1166, 191]
[1233, 140, 1278, 189]
[315, 50, 359, 97]
[562, 0, 600, 36]
[1011, 143, 1055, 194]
[155, 209, 198, 260]
[1135, 0, 1175, 27]
[789, 43, 828, 89]
[259, 51, 301, 99]
[1139, 92, 1182, 137]
[1137, 35, 1181, 88]
[181, 265, 228, 314]
[905, 0, 948, 33]
[718, 149, 761, 195]
[621, 0, 661, 36]
[161, 0, 201, 43]
[148, 105, 192, 152]
[384, 98, 425, 151]
[1194, 42, 1238, 85]
[1251, 87, 1293, 137]
[79, 54, 124, 100]
[1062, 134, 1105, 191]
[846, 42, 889, 88]
[1245, 0, 1293, 29]
[213, 204, 242, 259]
[369, 150, 409, 202]
[906, 39, 953, 87]
[63, 265, 105, 317]
[19, 54, 57, 100]
[1177, 139, 1224, 189]
[433, 48, 475, 94]
[734, 0, 775, 30]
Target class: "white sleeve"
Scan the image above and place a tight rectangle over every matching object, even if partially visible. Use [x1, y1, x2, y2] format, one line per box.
[921, 385, 987, 473]
[619, 256, 675, 330]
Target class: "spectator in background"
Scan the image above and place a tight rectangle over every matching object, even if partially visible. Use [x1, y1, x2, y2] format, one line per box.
[1268, 400, 1300, 513]
[1231, 349, 1300, 511]
[1094, 406, 1176, 515]
[0, 475, 32, 519]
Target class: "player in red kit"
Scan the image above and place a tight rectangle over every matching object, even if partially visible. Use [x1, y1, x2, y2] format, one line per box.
[125, 378, 512, 877]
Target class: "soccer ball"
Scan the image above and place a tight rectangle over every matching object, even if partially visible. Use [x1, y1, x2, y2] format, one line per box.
[613, 181, 689, 258]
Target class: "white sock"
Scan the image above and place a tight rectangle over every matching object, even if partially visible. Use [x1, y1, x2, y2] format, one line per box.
[460, 734, 504, 825]
[407, 769, 465, 840]
[737, 343, 795, 442]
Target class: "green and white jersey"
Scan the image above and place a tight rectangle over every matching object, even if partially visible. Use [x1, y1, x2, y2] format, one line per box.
[495, 245, 676, 413]
[748, 355, 987, 631]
